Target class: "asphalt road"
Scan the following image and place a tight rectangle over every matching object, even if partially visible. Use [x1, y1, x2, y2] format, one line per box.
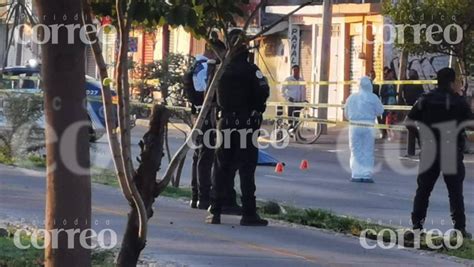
[1, 124, 473, 266]
[91, 124, 474, 234]
[0, 164, 468, 266]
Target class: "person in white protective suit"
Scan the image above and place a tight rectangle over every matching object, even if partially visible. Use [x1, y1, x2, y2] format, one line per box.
[344, 76, 384, 183]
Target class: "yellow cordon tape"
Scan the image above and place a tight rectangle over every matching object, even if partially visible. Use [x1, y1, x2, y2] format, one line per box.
[0, 75, 40, 81]
[265, 102, 474, 134]
[0, 90, 119, 104]
[65, 99, 474, 134]
[267, 102, 413, 111]
[263, 114, 407, 131]
[269, 80, 438, 86]
[2, 75, 437, 87]
[2, 82, 471, 135]
[2, 91, 470, 135]
[264, 115, 474, 135]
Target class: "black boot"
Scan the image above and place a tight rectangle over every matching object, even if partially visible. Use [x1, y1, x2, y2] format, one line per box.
[403, 228, 424, 242]
[411, 213, 424, 232]
[190, 198, 198, 209]
[240, 213, 268, 226]
[240, 197, 268, 226]
[222, 203, 242, 216]
[197, 200, 210, 210]
[206, 213, 221, 224]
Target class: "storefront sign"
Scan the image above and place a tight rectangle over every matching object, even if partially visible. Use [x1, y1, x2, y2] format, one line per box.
[289, 25, 300, 68]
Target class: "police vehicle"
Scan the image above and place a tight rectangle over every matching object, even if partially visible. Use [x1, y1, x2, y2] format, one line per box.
[0, 64, 129, 142]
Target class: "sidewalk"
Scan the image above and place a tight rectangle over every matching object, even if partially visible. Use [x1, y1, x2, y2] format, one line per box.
[0, 164, 469, 267]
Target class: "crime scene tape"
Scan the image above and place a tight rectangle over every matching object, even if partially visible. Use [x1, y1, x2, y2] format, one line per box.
[1, 90, 472, 135]
[263, 114, 474, 135]
[0, 90, 189, 111]
[0, 90, 120, 104]
[269, 80, 438, 86]
[263, 114, 407, 131]
[0, 89, 42, 94]
[267, 101, 413, 111]
[0, 75, 40, 81]
[266, 102, 474, 134]
[1, 74, 437, 87]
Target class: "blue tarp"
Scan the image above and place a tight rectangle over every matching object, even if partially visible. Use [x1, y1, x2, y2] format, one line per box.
[258, 150, 281, 166]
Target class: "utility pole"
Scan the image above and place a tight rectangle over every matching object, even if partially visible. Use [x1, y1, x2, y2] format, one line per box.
[15, 0, 25, 66]
[318, 0, 332, 134]
[161, 24, 170, 104]
[162, 24, 170, 60]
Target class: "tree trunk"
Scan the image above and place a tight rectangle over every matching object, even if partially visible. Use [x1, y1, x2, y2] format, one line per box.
[117, 105, 170, 266]
[115, 0, 149, 245]
[115, 0, 135, 191]
[81, 0, 133, 203]
[35, 0, 91, 266]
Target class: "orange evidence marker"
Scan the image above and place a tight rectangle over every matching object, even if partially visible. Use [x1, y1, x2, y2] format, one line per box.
[275, 162, 284, 173]
[300, 160, 309, 170]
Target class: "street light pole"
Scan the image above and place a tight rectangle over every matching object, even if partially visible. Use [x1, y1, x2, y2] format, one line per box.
[317, 0, 333, 134]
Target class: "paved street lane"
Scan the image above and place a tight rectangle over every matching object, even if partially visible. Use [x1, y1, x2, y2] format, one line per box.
[90, 125, 474, 234]
[0, 164, 468, 266]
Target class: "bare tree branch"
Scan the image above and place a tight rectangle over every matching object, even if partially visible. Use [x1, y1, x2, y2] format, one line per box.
[156, 46, 237, 195]
[115, 0, 148, 243]
[81, 0, 134, 205]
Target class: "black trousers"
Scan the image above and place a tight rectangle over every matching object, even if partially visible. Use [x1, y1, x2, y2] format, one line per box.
[210, 114, 261, 216]
[407, 128, 420, 156]
[379, 111, 389, 138]
[191, 114, 215, 202]
[412, 153, 466, 230]
[191, 113, 237, 204]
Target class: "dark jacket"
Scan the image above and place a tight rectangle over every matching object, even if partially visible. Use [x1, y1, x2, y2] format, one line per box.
[401, 84, 424, 106]
[380, 84, 397, 105]
[217, 50, 270, 114]
[408, 88, 473, 151]
[372, 84, 381, 98]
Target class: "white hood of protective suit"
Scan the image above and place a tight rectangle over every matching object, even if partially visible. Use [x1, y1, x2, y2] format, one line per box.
[359, 76, 373, 93]
[344, 76, 384, 122]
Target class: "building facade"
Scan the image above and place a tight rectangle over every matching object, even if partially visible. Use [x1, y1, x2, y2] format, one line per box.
[258, 0, 449, 121]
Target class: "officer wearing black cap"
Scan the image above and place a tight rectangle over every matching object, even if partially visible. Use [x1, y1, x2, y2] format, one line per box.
[207, 29, 269, 226]
[407, 67, 473, 238]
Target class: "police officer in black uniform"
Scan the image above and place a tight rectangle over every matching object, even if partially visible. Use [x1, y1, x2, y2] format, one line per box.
[188, 43, 243, 214]
[206, 29, 269, 226]
[407, 68, 472, 238]
[188, 46, 216, 210]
